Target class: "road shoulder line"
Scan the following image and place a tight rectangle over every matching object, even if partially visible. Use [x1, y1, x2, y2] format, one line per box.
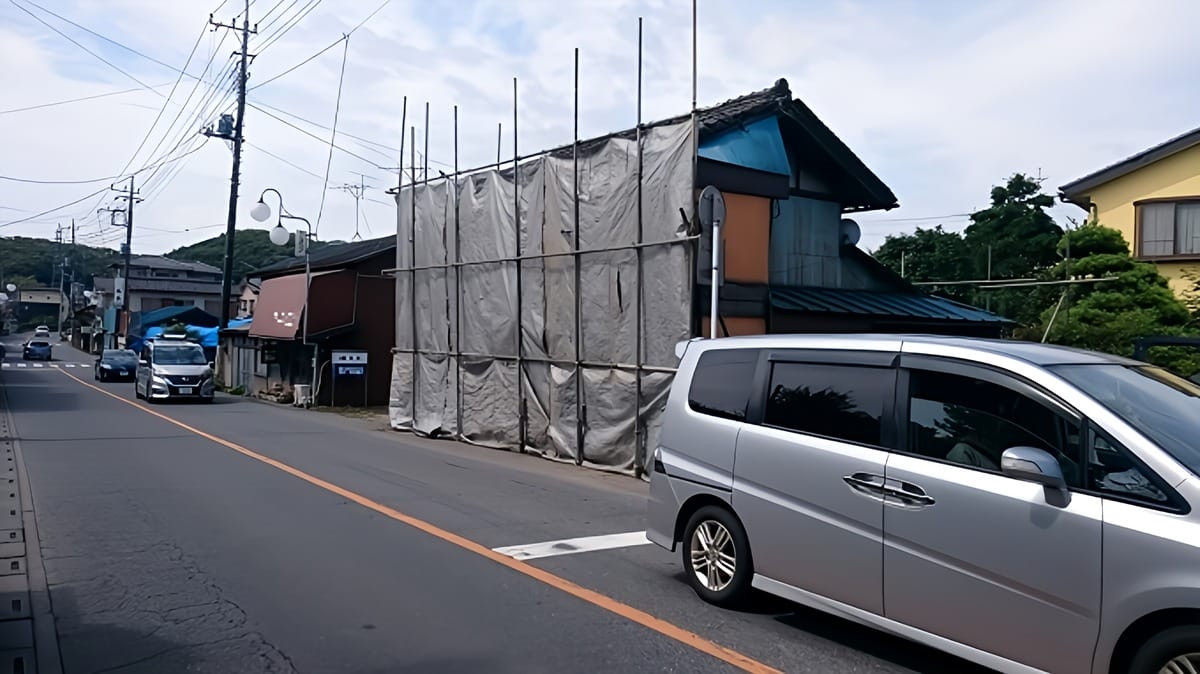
[58, 368, 780, 674]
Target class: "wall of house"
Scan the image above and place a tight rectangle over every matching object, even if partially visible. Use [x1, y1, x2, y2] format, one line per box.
[1083, 142, 1200, 293]
[721, 193, 771, 284]
[700, 316, 766, 337]
[318, 274, 394, 407]
[770, 195, 842, 286]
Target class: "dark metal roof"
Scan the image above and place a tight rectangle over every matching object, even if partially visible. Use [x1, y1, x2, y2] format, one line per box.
[130, 255, 223, 274]
[137, 305, 220, 329]
[127, 279, 222, 294]
[770, 286, 1012, 324]
[1059, 125, 1200, 200]
[252, 236, 395, 277]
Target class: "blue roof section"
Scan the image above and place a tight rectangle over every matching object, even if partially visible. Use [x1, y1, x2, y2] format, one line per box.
[770, 287, 1013, 324]
[138, 305, 219, 329]
[698, 116, 791, 176]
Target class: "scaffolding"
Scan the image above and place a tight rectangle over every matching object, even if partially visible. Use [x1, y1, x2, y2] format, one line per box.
[388, 29, 701, 475]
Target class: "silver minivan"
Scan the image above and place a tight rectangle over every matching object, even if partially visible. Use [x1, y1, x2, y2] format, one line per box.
[647, 334, 1200, 674]
[135, 336, 215, 403]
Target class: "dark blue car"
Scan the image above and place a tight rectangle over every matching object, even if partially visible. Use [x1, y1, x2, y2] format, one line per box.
[23, 339, 52, 361]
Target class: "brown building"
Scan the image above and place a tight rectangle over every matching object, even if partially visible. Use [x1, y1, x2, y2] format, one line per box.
[224, 237, 395, 406]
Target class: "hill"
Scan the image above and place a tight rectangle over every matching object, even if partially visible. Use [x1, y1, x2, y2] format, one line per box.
[0, 236, 120, 290]
[165, 229, 336, 280]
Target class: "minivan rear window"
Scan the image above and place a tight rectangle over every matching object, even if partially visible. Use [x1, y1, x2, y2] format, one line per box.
[764, 362, 891, 447]
[688, 349, 759, 421]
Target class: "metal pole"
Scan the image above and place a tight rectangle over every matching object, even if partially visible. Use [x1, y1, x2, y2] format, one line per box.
[572, 52, 584, 466]
[514, 77, 527, 453]
[634, 18, 645, 477]
[497, 122, 502, 166]
[689, 0, 700, 338]
[454, 105, 463, 439]
[305, 229, 314, 406]
[424, 102, 430, 181]
[395, 96, 406, 357]
[219, 0, 251, 330]
[710, 217, 720, 339]
[410, 126, 418, 426]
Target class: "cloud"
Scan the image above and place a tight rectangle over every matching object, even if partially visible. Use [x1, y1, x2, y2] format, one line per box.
[2, 0, 1199, 261]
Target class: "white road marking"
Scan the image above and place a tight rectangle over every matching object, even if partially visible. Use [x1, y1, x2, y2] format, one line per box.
[16, 363, 27, 368]
[32, 363, 44, 368]
[0, 363, 8, 368]
[492, 531, 651, 561]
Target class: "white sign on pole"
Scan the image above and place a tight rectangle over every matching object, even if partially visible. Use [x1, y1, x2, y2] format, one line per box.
[113, 277, 127, 309]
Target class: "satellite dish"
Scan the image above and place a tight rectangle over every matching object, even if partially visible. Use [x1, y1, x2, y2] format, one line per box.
[839, 219, 862, 247]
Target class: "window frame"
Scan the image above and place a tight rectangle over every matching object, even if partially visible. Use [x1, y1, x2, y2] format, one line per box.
[1076, 423, 1189, 514]
[895, 356, 1087, 484]
[1134, 197, 1200, 261]
[751, 349, 899, 450]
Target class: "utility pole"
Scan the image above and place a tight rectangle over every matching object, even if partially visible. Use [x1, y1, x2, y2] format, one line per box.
[209, 0, 256, 329]
[108, 176, 139, 348]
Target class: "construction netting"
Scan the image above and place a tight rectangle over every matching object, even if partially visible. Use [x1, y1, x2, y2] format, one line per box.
[389, 120, 696, 474]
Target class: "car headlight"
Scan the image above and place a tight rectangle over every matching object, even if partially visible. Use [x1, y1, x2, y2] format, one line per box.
[100, 363, 112, 369]
[151, 376, 168, 386]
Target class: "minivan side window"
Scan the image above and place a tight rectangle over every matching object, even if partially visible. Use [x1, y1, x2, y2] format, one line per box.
[907, 369, 1083, 487]
[688, 349, 759, 421]
[763, 362, 890, 447]
[1086, 429, 1169, 505]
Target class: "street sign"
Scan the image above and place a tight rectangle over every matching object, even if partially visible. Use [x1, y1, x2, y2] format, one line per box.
[698, 185, 725, 229]
[331, 350, 368, 407]
[113, 277, 126, 309]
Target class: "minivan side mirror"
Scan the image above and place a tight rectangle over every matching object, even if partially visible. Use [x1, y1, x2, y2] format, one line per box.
[208, 362, 215, 370]
[1001, 446, 1070, 507]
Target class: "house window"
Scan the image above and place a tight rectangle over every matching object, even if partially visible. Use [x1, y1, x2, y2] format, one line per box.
[1137, 200, 1200, 257]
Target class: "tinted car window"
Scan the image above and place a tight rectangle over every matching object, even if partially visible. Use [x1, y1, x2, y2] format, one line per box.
[907, 370, 1082, 486]
[28, 341, 50, 348]
[152, 345, 207, 365]
[688, 349, 759, 421]
[1052, 364, 1200, 477]
[1088, 430, 1169, 505]
[763, 362, 890, 446]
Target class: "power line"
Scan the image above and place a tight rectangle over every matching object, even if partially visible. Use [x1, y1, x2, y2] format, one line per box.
[245, 141, 327, 181]
[315, 37, 350, 234]
[348, 0, 392, 35]
[255, 0, 300, 35]
[0, 143, 211, 229]
[248, 101, 390, 170]
[249, 34, 345, 91]
[0, 83, 173, 116]
[10, 1, 159, 92]
[247, 98, 400, 158]
[254, 0, 322, 54]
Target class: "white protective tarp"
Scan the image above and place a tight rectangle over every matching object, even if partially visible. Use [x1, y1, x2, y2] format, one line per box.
[389, 120, 694, 473]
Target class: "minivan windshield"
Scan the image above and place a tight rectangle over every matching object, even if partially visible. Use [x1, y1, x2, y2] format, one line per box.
[152, 345, 207, 365]
[1052, 364, 1200, 476]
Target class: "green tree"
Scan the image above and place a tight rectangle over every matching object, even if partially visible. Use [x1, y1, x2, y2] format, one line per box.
[1037, 224, 1200, 375]
[872, 226, 973, 303]
[963, 174, 1064, 323]
[0, 236, 120, 288]
[166, 230, 337, 281]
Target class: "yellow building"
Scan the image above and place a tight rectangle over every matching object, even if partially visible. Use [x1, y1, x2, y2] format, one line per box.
[1059, 128, 1200, 295]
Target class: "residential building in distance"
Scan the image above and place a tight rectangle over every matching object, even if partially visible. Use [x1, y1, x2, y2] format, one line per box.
[1060, 125, 1200, 294]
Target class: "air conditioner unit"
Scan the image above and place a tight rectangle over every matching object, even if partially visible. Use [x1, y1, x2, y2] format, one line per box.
[293, 384, 312, 407]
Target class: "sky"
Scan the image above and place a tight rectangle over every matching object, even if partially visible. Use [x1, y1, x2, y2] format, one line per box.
[2, 0, 1200, 259]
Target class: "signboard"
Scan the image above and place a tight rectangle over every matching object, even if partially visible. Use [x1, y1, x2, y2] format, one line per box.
[113, 277, 126, 309]
[260, 341, 278, 364]
[330, 350, 369, 407]
[695, 185, 725, 286]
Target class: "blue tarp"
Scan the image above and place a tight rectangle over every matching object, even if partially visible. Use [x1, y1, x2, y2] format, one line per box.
[698, 116, 791, 176]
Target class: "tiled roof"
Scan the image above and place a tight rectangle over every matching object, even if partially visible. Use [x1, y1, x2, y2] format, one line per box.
[131, 255, 222, 274]
[695, 78, 793, 135]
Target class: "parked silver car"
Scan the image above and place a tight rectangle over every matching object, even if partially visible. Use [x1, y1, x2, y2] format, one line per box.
[647, 334, 1200, 674]
[134, 336, 214, 403]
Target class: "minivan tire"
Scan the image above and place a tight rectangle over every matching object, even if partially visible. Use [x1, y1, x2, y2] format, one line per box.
[1128, 625, 1200, 674]
[681, 505, 753, 608]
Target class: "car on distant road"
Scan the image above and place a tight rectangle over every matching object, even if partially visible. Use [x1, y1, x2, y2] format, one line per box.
[23, 340, 52, 361]
[135, 336, 214, 403]
[35, 325, 49, 332]
[94, 349, 139, 382]
[33, 328, 50, 339]
[649, 334, 1200, 674]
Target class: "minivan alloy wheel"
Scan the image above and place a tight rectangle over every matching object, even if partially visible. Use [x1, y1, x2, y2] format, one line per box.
[1161, 653, 1200, 674]
[690, 520, 736, 592]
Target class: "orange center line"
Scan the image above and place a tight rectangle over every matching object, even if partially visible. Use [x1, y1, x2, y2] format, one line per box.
[57, 369, 781, 674]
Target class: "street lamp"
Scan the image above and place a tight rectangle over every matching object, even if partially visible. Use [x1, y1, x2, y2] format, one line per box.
[251, 188, 317, 407]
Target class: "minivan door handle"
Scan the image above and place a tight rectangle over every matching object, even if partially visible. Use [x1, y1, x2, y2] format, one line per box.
[883, 481, 936, 508]
[843, 473, 887, 499]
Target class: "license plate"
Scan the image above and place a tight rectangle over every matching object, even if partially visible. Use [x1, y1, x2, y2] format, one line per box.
[178, 387, 193, 394]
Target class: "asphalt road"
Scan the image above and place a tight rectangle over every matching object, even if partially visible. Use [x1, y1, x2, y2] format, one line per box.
[0, 337, 989, 674]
